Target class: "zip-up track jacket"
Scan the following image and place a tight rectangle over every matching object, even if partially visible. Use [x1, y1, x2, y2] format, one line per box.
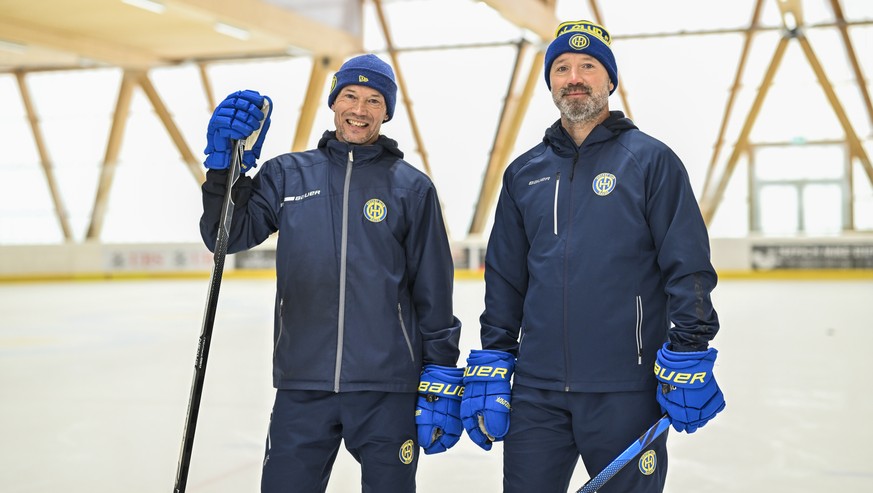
[201, 131, 461, 393]
[481, 112, 719, 393]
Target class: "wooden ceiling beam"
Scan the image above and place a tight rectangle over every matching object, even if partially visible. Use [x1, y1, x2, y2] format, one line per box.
[0, 18, 159, 68]
[88, 70, 138, 240]
[478, 0, 560, 41]
[293, 56, 339, 152]
[469, 43, 543, 236]
[170, 0, 362, 58]
[828, 0, 873, 130]
[700, 37, 790, 224]
[15, 71, 74, 241]
[702, 0, 765, 206]
[135, 71, 206, 184]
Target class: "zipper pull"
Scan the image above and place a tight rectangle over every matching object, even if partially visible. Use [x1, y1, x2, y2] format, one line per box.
[570, 152, 579, 181]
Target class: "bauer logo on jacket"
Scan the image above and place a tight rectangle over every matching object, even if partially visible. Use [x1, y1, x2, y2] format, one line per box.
[364, 198, 387, 222]
[592, 172, 616, 196]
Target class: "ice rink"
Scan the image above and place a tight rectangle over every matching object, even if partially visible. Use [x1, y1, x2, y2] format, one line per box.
[2, 276, 872, 492]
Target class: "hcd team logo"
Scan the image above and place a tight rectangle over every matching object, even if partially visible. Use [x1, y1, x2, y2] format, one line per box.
[569, 33, 590, 50]
[364, 199, 387, 222]
[638, 449, 657, 475]
[398, 439, 415, 464]
[592, 172, 616, 196]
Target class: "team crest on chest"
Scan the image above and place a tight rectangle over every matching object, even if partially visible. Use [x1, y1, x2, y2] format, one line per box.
[592, 172, 616, 196]
[364, 198, 387, 222]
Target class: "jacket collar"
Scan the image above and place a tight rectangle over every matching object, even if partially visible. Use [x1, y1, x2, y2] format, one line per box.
[318, 130, 404, 164]
[543, 111, 637, 156]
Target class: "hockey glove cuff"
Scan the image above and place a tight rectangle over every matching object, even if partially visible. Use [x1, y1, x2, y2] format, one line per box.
[655, 343, 726, 433]
[416, 365, 464, 455]
[460, 349, 515, 451]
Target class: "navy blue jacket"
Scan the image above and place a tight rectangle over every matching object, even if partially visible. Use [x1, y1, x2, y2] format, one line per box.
[201, 131, 461, 393]
[481, 112, 719, 393]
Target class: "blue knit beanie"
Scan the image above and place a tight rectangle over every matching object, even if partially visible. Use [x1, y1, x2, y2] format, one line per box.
[327, 54, 398, 121]
[544, 20, 618, 94]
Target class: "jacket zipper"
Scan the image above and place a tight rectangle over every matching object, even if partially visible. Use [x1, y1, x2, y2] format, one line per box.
[397, 303, 415, 363]
[553, 171, 561, 235]
[561, 159, 579, 391]
[635, 295, 644, 364]
[334, 149, 354, 392]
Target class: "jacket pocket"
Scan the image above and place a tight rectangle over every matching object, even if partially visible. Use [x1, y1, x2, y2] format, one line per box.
[397, 303, 415, 363]
[634, 295, 643, 364]
[553, 172, 561, 236]
[273, 298, 285, 362]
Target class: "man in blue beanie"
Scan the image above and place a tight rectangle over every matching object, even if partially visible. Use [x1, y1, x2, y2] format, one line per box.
[199, 53, 463, 492]
[461, 20, 725, 493]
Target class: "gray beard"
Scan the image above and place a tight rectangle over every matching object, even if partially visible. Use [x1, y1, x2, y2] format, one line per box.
[553, 85, 609, 124]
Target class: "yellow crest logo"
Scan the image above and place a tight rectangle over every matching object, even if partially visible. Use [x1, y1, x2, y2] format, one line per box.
[330, 75, 337, 92]
[592, 172, 616, 196]
[359, 75, 369, 82]
[364, 198, 387, 222]
[399, 439, 415, 464]
[569, 34, 590, 50]
[638, 449, 657, 475]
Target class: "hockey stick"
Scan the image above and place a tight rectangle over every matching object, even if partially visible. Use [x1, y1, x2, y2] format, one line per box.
[574, 413, 671, 493]
[173, 99, 270, 493]
[172, 138, 242, 493]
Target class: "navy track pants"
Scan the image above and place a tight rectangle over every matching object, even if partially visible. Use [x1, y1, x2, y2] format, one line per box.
[503, 384, 668, 493]
[261, 389, 418, 493]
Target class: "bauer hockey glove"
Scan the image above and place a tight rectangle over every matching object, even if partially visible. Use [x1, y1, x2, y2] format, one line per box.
[416, 365, 464, 455]
[654, 343, 726, 433]
[460, 349, 514, 451]
[204, 89, 272, 173]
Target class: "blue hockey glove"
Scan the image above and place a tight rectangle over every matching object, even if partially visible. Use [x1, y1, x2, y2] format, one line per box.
[460, 349, 514, 451]
[416, 365, 464, 455]
[654, 343, 726, 433]
[204, 89, 272, 173]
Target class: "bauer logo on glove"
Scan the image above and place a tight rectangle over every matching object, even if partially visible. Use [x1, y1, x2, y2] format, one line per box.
[418, 380, 464, 397]
[653, 363, 708, 385]
[416, 365, 464, 455]
[654, 343, 726, 434]
[460, 349, 515, 451]
[464, 364, 511, 380]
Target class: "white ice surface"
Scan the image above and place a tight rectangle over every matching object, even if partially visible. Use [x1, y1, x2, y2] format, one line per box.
[1, 278, 871, 492]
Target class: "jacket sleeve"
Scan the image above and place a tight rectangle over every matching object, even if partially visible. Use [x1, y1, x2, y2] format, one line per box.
[199, 164, 282, 254]
[644, 147, 719, 352]
[404, 184, 461, 367]
[479, 169, 529, 356]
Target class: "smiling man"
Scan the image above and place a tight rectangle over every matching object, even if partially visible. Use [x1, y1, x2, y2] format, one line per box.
[460, 20, 726, 493]
[198, 54, 463, 493]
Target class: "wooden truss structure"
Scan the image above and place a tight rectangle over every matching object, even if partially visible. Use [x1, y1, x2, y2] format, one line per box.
[3, 0, 872, 241]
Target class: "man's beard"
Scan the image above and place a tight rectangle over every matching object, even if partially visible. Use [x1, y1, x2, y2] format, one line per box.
[552, 82, 609, 124]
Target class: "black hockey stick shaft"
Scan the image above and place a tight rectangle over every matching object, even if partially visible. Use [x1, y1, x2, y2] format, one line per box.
[575, 413, 671, 493]
[173, 139, 243, 493]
